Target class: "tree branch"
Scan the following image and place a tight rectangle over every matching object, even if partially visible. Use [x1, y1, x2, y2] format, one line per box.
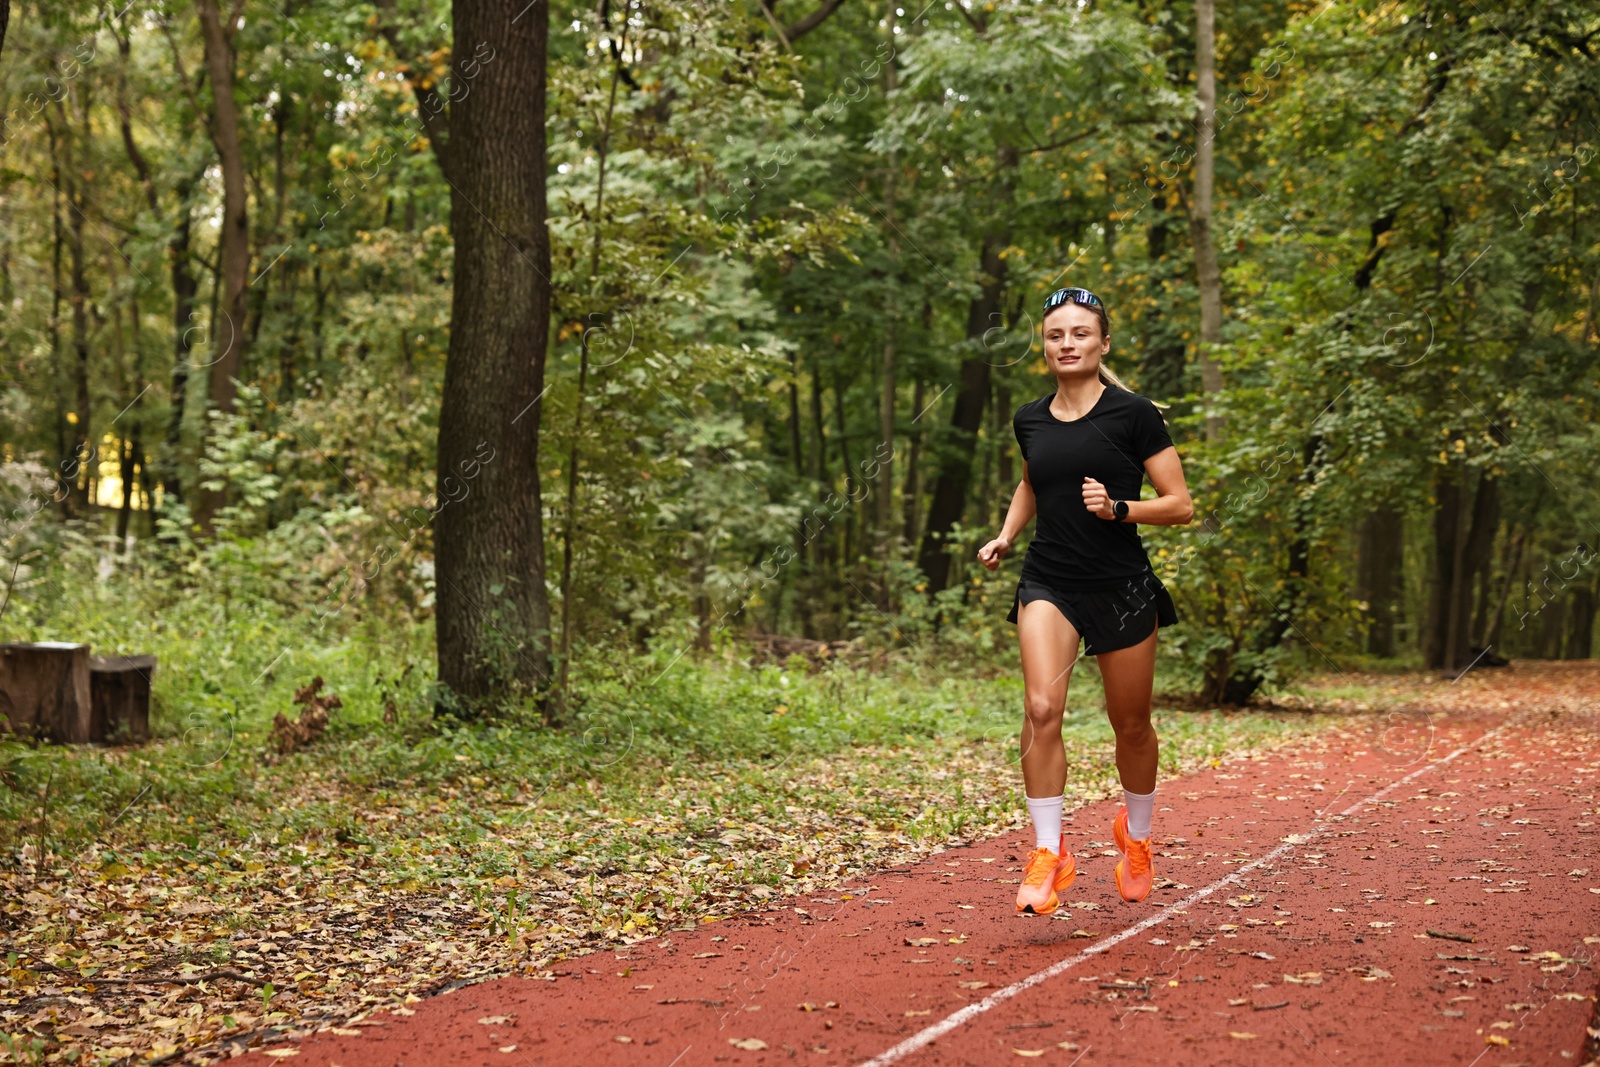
[954, 2, 987, 35]
[757, 0, 792, 52]
[784, 0, 848, 42]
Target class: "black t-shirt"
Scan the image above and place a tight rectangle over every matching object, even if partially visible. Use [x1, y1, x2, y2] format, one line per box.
[1012, 386, 1174, 590]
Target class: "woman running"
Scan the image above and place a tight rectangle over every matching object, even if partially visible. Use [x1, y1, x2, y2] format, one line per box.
[977, 286, 1194, 913]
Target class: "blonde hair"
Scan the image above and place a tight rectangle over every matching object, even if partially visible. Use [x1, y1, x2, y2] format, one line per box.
[1098, 362, 1131, 391]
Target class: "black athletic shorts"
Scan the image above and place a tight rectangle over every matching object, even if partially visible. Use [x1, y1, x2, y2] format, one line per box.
[1006, 571, 1179, 655]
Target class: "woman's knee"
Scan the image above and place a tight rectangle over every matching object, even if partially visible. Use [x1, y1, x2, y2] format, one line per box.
[1110, 714, 1155, 747]
[1023, 691, 1065, 734]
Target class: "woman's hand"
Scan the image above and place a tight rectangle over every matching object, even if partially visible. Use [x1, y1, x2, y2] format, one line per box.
[977, 536, 1012, 571]
[1082, 477, 1116, 520]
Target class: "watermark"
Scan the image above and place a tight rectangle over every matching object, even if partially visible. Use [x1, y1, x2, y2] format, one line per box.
[1511, 540, 1597, 633]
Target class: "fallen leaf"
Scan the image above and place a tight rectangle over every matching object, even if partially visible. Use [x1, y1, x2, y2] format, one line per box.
[499, 1045, 517, 1053]
[1282, 972, 1322, 985]
[729, 1038, 769, 1051]
[1485, 1035, 1510, 1046]
[1554, 993, 1591, 1001]
[1230, 1031, 1258, 1040]
[1228, 998, 1249, 1007]
[905, 1009, 931, 1016]
[615, 1035, 633, 1043]
[693, 952, 723, 959]
[478, 1016, 515, 1025]
[1013, 1049, 1047, 1058]
[1368, 921, 1394, 929]
[262, 1052, 300, 1059]
[329, 1028, 363, 1036]
[959, 981, 989, 990]
[905, 938, 940, 946]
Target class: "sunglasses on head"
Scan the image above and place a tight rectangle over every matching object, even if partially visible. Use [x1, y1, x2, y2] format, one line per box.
[1042, 287, 1104, 312]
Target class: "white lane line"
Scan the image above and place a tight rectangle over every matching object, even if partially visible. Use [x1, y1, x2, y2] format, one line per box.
[854, 726, 1508, 1067]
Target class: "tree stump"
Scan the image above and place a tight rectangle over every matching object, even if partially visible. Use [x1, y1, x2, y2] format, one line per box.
[0, 642, 93, 743]
[89, 655, 157, 743]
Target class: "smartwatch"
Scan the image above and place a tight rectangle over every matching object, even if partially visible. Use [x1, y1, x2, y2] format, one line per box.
[1112, 499, 1130, 522]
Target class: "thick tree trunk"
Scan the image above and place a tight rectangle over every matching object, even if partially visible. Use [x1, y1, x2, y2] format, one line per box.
[1190, 0, 1223, 440]
[917, 147, 1016, 593]
[195, 0, 251, 530]
[1356, 507, 1404, 657]
[433, 0, 554, 711]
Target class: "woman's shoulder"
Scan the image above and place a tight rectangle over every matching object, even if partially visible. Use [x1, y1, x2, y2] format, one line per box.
[1014, 393, 1055, 421]
[1101, 385, 1165, 417]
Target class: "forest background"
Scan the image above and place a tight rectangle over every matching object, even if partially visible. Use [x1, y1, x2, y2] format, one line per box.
[2, 0, 1599, 1060]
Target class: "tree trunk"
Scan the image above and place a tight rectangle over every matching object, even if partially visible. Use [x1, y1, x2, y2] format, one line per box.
[918, 147, 1017, 593]
[65, 121, 93, 514]
[163, 173, 200, 507]
[877, 5, 899, 558]
[902, 375, 923, 546]
[195, 0, 252, 531]
[1189, 0, 1224, 440]
[47, 120, 68, 515]
[787, 351, 805, 476]
[1567, 577, 1597, 659]
[1457, 473, 1499, 658]
[1356, 507, 1404, 657]
[1426, 467, 1497, 670]
[433, 0, 555, 712]
[1425, 464, 1463, 669]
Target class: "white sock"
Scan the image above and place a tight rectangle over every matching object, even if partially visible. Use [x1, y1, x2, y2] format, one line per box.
[1123, 787, 1155, 840]
[1026, 794, 1064, 852]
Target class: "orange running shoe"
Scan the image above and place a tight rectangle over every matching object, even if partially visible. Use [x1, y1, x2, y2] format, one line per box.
[1112, 807, 1154, 902]
[1014, 835, 1077, 915]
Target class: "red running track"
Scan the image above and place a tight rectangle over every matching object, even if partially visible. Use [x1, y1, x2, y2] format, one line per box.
[240, 715, 1600, 1066]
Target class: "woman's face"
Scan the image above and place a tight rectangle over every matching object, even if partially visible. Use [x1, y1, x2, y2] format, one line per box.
[1042, 303, 1109, 379]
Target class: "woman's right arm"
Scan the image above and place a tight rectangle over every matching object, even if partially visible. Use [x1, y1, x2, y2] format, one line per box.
[977, 461, 1036, 571]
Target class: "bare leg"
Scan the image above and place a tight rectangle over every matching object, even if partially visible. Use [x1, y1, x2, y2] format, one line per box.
[1017, 599, 1082, 798]
[1097, 624, 1160, 794]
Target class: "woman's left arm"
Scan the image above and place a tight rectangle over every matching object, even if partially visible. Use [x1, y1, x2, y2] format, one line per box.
[1081, 446, 1194, 526]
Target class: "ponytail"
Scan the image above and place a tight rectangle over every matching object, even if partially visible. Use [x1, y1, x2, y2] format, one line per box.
[1098, 363, 1132, 392]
